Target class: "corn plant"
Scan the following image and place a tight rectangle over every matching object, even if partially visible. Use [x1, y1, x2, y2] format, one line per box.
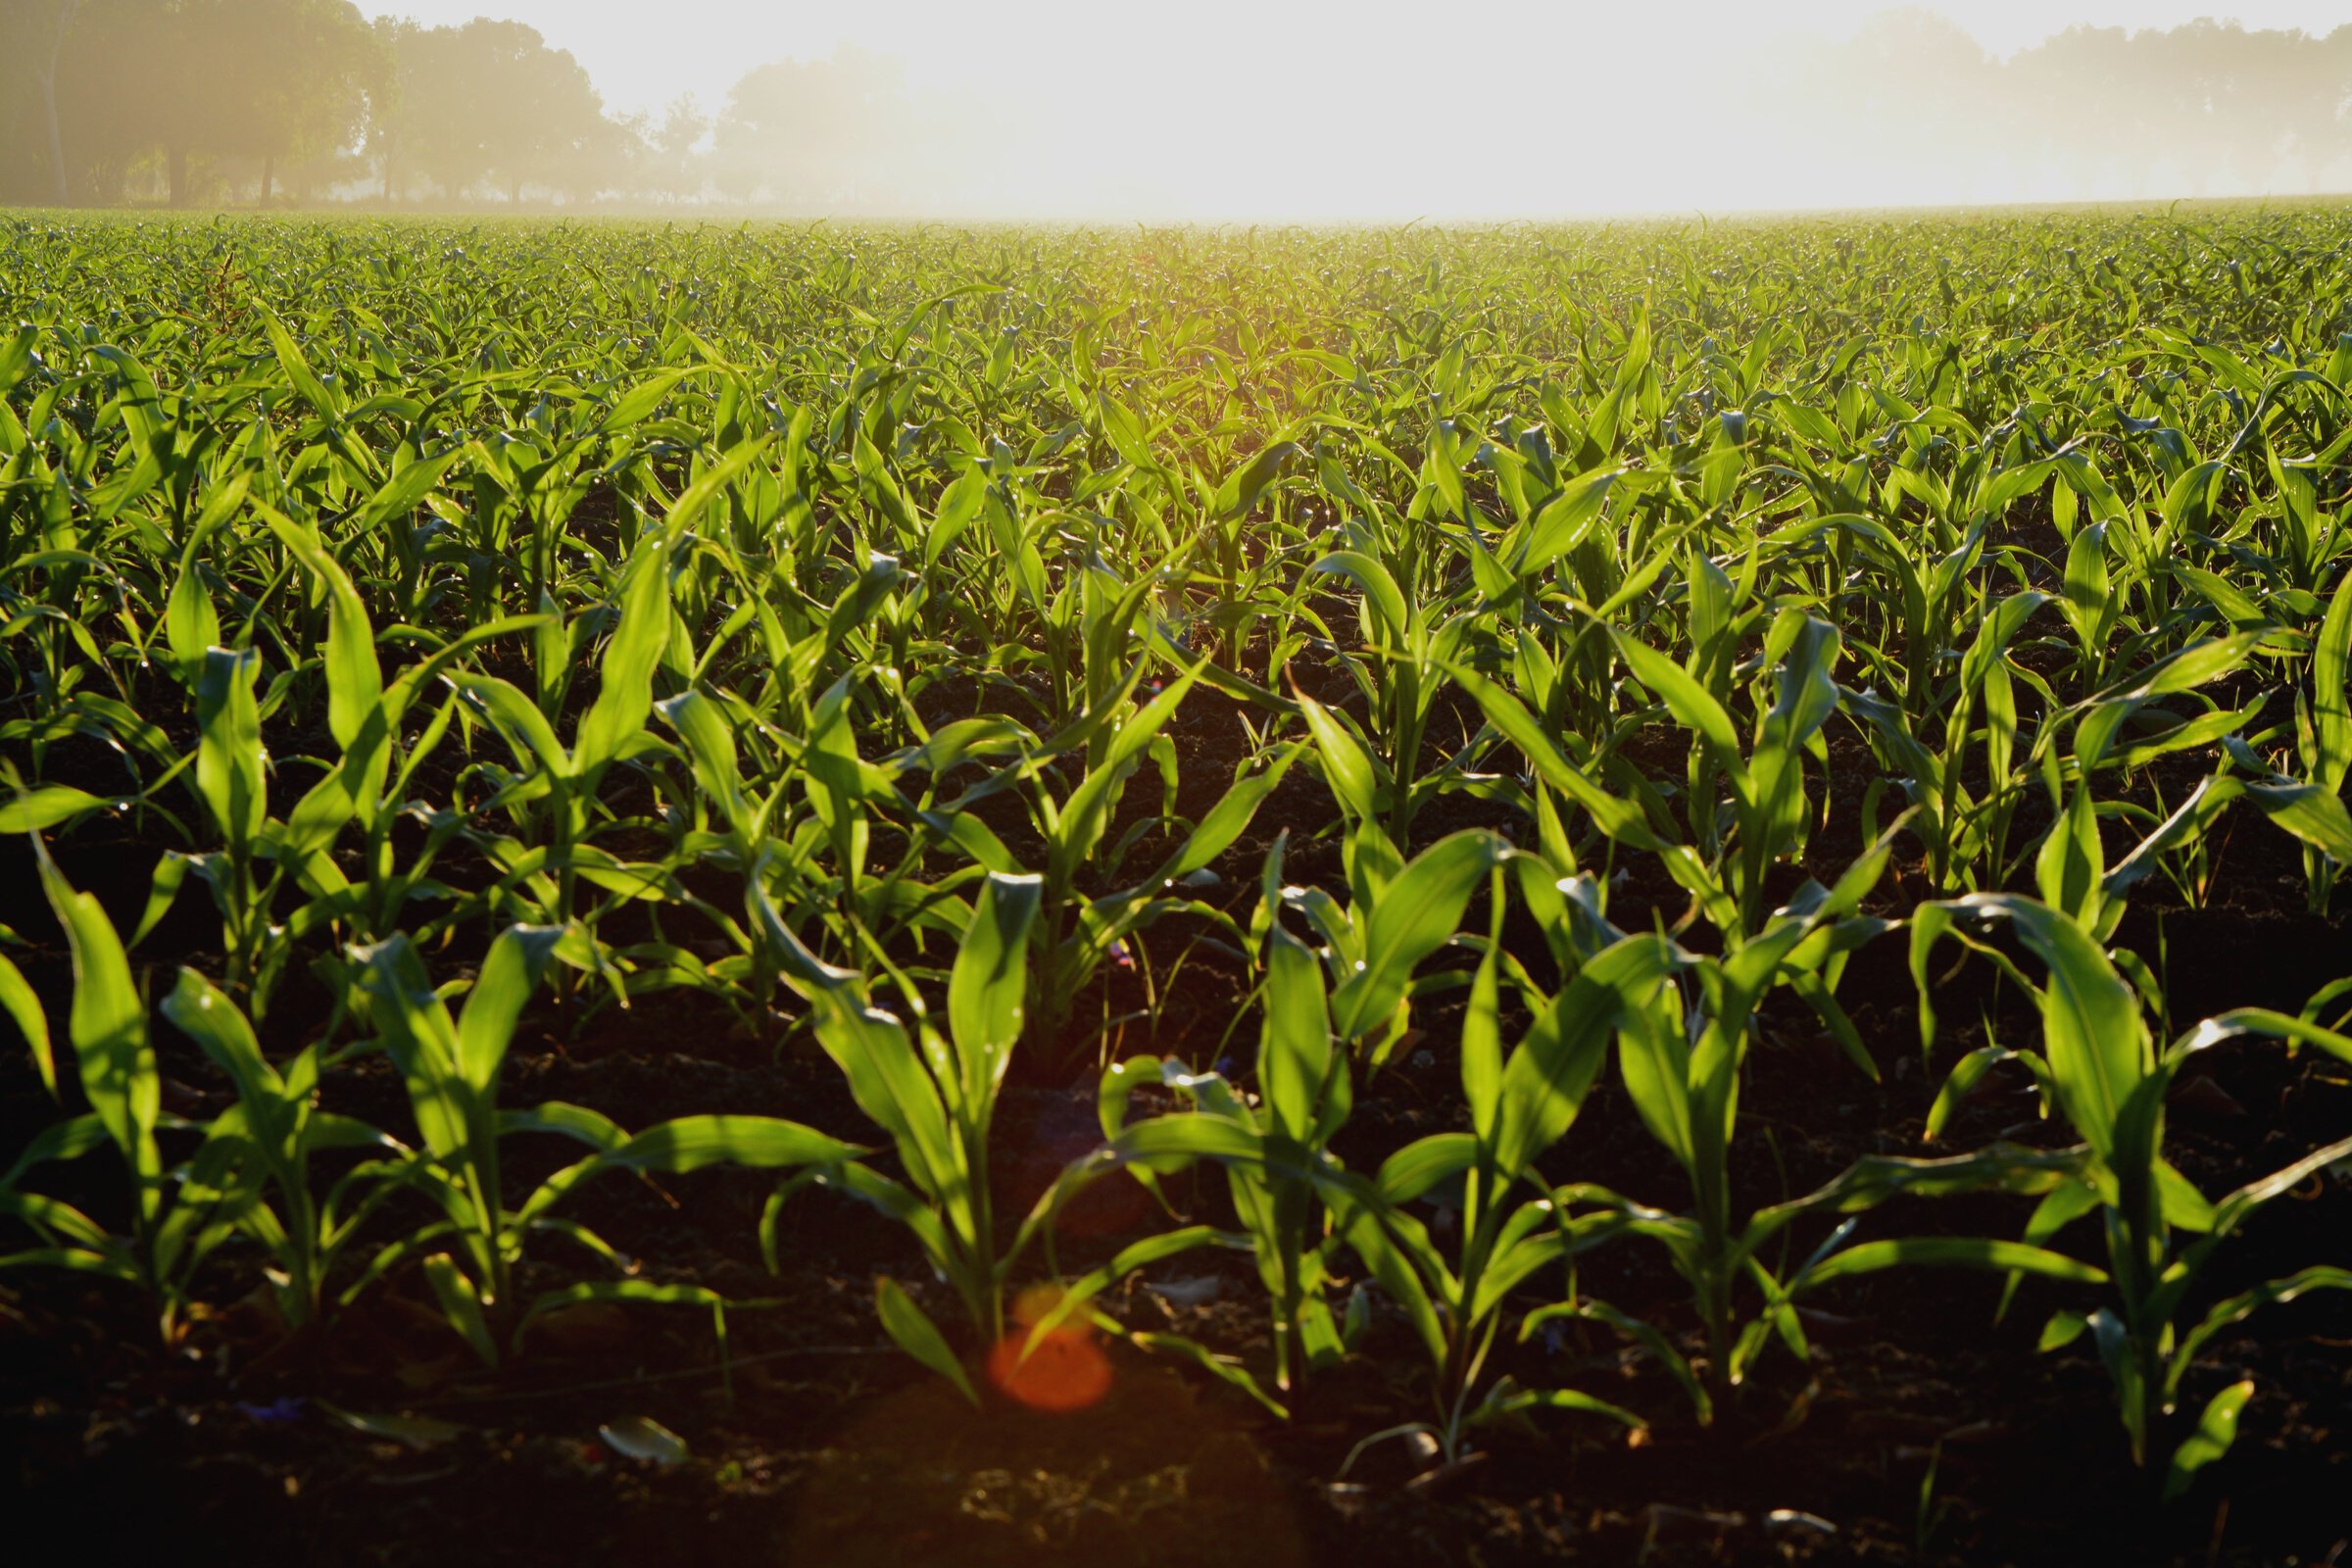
[1334, 902, 1675, 1461]
[152, 968, 407, 1334]
[1915, 894, 2352, 1493]
[919, 658, 1297, 1054]
[1300, 537, 1467, 847]
[0, 842, 243, 1342]
[761, 870, 1046, 1396]
[355, 923, 855, 1362]
[1611, 610, 1844, 939]
[1097, 840, 1356, 1393]
[1547, 825, 2103, 1410]
[441, 529, 678, 942]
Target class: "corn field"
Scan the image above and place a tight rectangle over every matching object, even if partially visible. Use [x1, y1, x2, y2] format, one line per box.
[2, 207, 2349, 1566]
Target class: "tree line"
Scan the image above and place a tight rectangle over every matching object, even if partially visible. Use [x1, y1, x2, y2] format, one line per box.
[0, 1, 923, 211]
[1750, 11, 2352, 209]
[6, 3, 2352, 212]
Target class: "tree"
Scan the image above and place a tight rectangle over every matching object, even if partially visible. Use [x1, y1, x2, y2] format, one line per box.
[0, 0, 88, 205]
[31, 0, 83, 205]
[377, 19, 628, 205]
[650, 94, 710, 203]
[711, 49, 922, 210]
[184, 0, 377, 204]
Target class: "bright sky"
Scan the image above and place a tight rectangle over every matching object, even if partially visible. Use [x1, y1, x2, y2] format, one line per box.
[358, 2, 2352, 216]
[360, 1, 2351, 119]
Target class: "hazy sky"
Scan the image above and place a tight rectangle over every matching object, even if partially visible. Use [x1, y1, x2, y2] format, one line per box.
[347, 2, 2352, 216]
[361, 1, 2352, 120]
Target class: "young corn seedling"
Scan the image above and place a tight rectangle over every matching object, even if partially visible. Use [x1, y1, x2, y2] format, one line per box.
[356, 923, 855, 1362]
[761, 871, 1047, 1396]
[1084, 826, 1528, 1409]
[1611, 610, 1844, 941]
[1840, 588, 2049, 890]
[1338, 891, 1676, 1464]
[1915, 894, 2352, 1495]
[0, 841, 248, 1344]
[154, 968, 407, 1336]
[1301, 534, 1467, 848]
[2271, 563, 2352, 911]
[764, 868, 1250, 1404]
[1096, 837, 1359, 1395]
[1550, 824, 2100, 1412]
[922, 653, 1297, 1055]
[186, 642, 289, 1007]
[438, 533, 688, 1004]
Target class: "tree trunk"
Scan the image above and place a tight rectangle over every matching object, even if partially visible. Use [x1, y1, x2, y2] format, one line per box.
[261, 156, 273, 207]
[168, 144, 188, 207]
[39, 1, 80, 206]
[36, 68, 68, 205]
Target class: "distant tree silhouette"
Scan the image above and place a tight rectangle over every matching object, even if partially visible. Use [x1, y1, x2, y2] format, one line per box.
[375, 18, 629, 204]
[710, 50, 921, 210]
[20, 0, 83, 205]
[648, 95, 710, 204]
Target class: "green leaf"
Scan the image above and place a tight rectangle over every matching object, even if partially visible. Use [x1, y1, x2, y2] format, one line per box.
[0, 952, 54, 1099]
[599, 1415, 690, 1466]
[355, 451, 461, 534]
[597, 1114, 858, 1175]
[260, 309, 341, 420]
[1800, 1237, 2108, 1289]
[421, 1253, 499, 1364]
[1474, 1379, 1646, 1431]
[876, 1277, 977, 1405]
[194, 647, 267, 848]
[1260, 926, 1335, 1143]
[662, 433, 774, 542]
[947, 871, 1042, 1088]
[2164, 1380, 2253, 1500]
[449, 672, 571, 777]
[1496, 934, 1676, 1179]
[2086, 631, 2265, 707]
[356, 935, 470, 1165]
[1329, 830, 1509, 1042]
[1373, 1132, 1479, 1206]
[1514, 467, 1619, 577]
[0, 785, 112, 835]
[1214, 441, 1299, 519]
[572, 537, 672, 779]
[35, 844, 159, 1219]
[2241, 780, 2352, 865]
[1297, 692, 1381, 826]
[456, 925, 563, 1093]
[1309, 550, 1410, 645]
[2172, 1265, 2352, 1387]
[1128, 1330, 1289, 1417]
[1613, 631, 1745, 775]
[263, 514, 382, 752]
[2312, 566, 2352, 787]
[1947, 896, 2149, 1157]
[1452, 665, 1659, 849]
[160, 969, 282, 1124]
[164, 560, 221, 689]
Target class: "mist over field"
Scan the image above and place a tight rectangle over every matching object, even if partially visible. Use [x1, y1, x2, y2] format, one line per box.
[6, 1, 2352, 219]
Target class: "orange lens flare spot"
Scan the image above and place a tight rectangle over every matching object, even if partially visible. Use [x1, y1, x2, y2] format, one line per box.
[985, 1328, 1112, 1413]
[987, 1286, 1112, 1412]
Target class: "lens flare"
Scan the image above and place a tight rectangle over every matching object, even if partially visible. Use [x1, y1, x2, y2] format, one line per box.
[985, 1285, 1113, 1413]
